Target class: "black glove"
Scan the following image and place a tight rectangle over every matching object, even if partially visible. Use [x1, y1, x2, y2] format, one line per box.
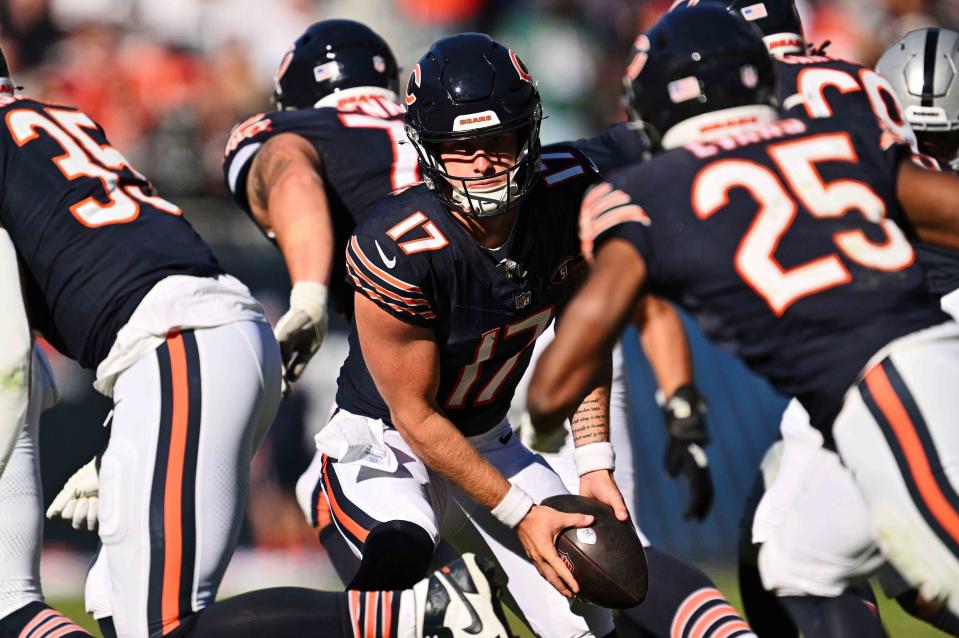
[662, 383, 714, 521]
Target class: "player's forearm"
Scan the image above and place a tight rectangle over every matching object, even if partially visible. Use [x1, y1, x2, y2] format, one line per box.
[638, 296, 693, 397]
[0, 229, 31, 476]
[270, 169, 336, 286]
[392, 407, 511, 511]
[570, 374, 611, 448]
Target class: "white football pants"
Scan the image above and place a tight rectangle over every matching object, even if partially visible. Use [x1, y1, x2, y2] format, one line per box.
[320, 408, 614, 638]
[85, 321, 281, 638]
[757, 322, 959, 617]
[0, 348, 58, 619]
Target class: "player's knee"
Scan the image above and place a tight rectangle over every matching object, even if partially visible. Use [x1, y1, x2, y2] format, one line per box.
[348, 520, 434, 590]
[758, 501, 880, 598]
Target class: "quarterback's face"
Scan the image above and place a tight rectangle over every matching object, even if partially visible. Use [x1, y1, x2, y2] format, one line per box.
[439, 131, 518, 190]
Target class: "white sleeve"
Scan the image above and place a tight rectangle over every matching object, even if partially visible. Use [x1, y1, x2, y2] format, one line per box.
[0, 228, 31, 479]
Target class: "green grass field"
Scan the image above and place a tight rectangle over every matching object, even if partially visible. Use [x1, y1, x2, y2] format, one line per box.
[49, 568, 950, 637]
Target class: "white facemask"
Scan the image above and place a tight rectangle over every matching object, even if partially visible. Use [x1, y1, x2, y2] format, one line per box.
[450, 177, 520, 217]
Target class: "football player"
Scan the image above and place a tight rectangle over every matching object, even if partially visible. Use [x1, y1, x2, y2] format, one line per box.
[528, 5, 959, 638]
[0, 218, 91, 636]
[657, 3, 959, 636]
[222, 18, 412, 583]
[319, 33, 625, 638]
[676, 3, 959, 635]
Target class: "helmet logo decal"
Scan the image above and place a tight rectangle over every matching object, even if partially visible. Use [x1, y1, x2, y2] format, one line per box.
[509, 50, 532, 83]
[406, 63, 421, 106]
[626, 35, 650, 81]
[740, 3, 768, 21]
[373, 55, 386, 73]
[274, 45, 295, 85]
[314, 61, 341, 82]
[452, 110, 502, 131]
[763, 33, 804, 54]
[668, 76, 703, 103]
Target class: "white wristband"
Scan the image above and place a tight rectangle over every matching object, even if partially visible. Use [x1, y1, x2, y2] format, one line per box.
[290, 281, 328, 323]
[490, 484, 534, 528]
[573, 442, 615, 476]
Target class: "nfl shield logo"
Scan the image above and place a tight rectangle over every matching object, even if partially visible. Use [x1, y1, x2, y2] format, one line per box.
[740, 65, 758, 89]
[514, 291, 532, 310]
[373, 55, 386, 73]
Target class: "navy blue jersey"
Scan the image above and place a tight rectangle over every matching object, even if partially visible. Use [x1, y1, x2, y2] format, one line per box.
[777, 54, 959, 299]
[336, 146, 599, 436]
[223, 96, 418, 316]
[583, 116, 948, 432]
[0, 96, 221, 369]
[570, 123, 650, 175]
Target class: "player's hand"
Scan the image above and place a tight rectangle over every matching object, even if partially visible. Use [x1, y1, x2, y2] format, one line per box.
[274, 281, 328, 389]
[46, 458, 99, 531]
[516, 504, 592, 598]
[579, 470, 629, 522]
[662, 383, 714, 520]
[519, 411, 568, 453]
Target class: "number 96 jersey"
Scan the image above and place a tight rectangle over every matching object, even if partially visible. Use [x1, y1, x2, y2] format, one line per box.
[582, 116, 948, 433]
[0, 96, 221, 369]
[336, 145, 599, 436]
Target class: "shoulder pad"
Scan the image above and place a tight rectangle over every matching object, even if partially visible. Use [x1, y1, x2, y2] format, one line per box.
[539, 144, 599, 187]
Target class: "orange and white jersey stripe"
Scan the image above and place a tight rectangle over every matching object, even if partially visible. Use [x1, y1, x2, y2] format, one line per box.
[345, 235, 436, 323]
[579, 181, 650, 263]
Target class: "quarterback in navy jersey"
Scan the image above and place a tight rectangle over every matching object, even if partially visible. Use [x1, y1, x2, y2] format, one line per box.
[319, 34, 622, 638]
[336, 143, 594, 435]
[529, 5, 959, 637]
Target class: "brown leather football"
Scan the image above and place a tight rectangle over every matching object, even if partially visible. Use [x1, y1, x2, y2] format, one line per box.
[541, 494, 648, 609]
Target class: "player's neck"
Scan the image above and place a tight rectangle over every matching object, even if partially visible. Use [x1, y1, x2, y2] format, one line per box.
[450, 208, 518, 249]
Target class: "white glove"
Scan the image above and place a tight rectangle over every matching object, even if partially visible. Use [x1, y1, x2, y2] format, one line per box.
[274, 281, 328, 388]
[46, 458, 99, 531]
[518, 411, 568, 453]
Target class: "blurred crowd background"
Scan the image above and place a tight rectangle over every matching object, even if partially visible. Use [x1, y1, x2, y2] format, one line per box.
[1, 0, 952, 597]
[5, 0, 958, 197]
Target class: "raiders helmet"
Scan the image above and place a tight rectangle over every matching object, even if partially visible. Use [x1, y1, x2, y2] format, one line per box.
[877, 28, 959, 171]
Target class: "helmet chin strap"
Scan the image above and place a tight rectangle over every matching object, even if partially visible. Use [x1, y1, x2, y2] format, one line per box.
[451, 179, 519, 217]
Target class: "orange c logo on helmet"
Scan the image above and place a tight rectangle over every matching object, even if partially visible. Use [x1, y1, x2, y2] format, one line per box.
[625, 35, 650, 81]
[274, 45, 295, 84]
[509, 50, 532, 83]
[406, 63, 422, 106]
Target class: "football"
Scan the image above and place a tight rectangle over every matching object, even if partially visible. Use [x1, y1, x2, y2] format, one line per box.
[541, 494, 648, 609]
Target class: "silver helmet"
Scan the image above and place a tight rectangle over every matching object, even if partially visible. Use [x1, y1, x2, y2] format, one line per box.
[876, 28, 959, 171]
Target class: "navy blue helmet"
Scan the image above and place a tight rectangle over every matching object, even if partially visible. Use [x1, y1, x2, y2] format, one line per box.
[623, 3, 776, 148]
[271, 20, 399, 110]
[669, 0, 805, 56]
[404, 33, 542, 218]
